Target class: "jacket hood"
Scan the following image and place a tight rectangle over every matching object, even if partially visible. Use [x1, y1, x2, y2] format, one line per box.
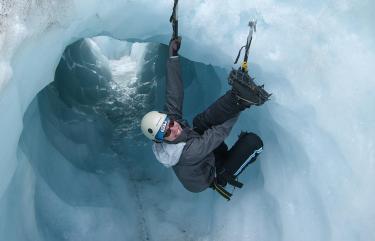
[152, 142, 186, 168]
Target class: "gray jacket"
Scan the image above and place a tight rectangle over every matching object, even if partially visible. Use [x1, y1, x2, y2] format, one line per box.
[152, 57, 237, 193]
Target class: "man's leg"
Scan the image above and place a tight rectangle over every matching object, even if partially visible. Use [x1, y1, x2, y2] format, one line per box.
[193, 90, 248, 134]
[217, 132, 263, 185]
[213, 142, 228, 170]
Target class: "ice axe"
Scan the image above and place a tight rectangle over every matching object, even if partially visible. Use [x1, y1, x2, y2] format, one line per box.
[234, 20, 257, 73]
[169, 0, 179, 39]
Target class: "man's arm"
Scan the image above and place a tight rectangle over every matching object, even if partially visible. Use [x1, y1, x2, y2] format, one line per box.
[164, 37, 183, 120]
[164, 56, 183, 119]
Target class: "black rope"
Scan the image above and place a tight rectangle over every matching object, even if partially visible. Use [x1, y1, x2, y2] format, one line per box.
[234, 45, 246, 64]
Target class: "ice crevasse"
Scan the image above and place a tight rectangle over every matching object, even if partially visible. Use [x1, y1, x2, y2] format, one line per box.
[0, 0, 374, 241]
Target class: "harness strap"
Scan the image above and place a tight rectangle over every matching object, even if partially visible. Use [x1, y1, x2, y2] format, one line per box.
[217, 167, 244, 189]
[227, 176, 243, 188]
[211, 180, 232, 201]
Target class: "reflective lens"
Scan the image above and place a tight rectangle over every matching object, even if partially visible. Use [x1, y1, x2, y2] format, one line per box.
[154, 117, 170, 142]
[164, 120, 174, 138]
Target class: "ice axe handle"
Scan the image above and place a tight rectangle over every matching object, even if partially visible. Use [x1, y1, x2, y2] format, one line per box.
[172, 20, 178, 39]
[170, 0, 179, 39]
[249, 20, 257, 32]
[243, 20, 257, 65]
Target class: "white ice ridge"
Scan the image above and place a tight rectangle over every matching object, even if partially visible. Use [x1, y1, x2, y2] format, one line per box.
[0, 0, 375, 241]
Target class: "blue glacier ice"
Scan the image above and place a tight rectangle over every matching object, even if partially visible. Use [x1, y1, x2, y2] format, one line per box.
[0, 1, 374, 241]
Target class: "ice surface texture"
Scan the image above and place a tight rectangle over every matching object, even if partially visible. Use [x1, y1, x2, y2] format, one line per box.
[0, 0, 374, 241]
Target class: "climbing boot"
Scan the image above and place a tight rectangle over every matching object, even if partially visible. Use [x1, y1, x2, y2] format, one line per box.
[228, 68, 271, 107]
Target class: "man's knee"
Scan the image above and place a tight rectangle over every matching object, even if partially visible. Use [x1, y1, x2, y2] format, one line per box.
[236, 132, 263, 166]
[238, 131, 263, 151]
[227, 132, 263, 177]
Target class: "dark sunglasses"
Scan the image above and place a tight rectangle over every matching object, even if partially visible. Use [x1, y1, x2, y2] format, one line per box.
[164, 120, 175, 138]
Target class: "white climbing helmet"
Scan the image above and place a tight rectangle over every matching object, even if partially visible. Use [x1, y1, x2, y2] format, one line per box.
[141, 111, 169, 142]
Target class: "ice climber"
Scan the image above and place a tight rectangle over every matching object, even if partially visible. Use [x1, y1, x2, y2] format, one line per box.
[140, 1, 270, 200]
[140, 35, 271, 200]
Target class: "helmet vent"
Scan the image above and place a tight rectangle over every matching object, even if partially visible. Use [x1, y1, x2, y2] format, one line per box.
[148, 128, 153, 134]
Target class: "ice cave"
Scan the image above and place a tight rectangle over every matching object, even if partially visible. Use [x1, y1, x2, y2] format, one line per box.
[0, 1, 374, 241]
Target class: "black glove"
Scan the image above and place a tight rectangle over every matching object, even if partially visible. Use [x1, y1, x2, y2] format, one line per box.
[169, 36, 182, 57]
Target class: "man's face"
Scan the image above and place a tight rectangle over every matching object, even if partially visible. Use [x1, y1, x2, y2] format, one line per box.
[164, 120, 183, 141]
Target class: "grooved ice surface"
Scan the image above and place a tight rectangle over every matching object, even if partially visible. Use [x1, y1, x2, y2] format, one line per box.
[0, 1, 374, 241]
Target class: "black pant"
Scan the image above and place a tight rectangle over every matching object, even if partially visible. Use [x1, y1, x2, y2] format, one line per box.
[193, 90, 263, 184]
[213, 132, 263, 177]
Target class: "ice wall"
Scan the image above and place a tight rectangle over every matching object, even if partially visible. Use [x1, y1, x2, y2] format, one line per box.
[8, 37, 226, 241]
[0, 0, 374, 241]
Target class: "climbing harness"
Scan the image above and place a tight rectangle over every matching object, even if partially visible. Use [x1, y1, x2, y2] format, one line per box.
[211, 169, 244, 201]
[169, 0, 179, 39]
[211, 178, 243, 201]
[227, 176, 243, 189]
[211, 179, 233, 201]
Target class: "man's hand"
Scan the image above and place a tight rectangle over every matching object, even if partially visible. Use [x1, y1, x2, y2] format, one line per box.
[169, 36, 182, 57]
